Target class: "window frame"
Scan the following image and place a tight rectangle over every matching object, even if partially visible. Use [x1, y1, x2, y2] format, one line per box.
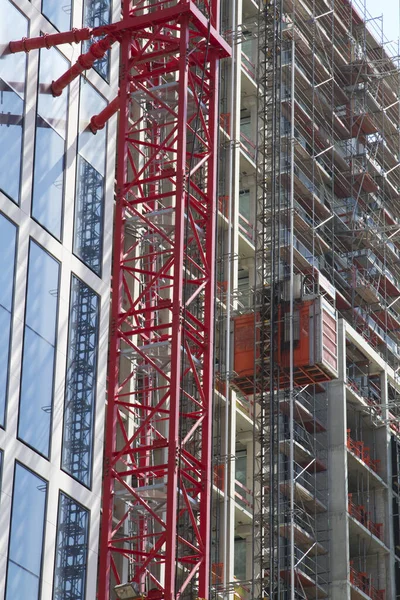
[0, 211, 18, 430]
[0, 0, 29, 205]
[82, 0, 112, 82]
[41, 0, 72, 33]
[31, 44, 71, 241]
[73, 154, 106, 277]
[52, 490, 90, 600]
[4, 461, 48, 600]
[73, 77, 108, 277]
[61, 273, 100, 488]
[17, 238, 61, 459]
[0, 449, 3, 499]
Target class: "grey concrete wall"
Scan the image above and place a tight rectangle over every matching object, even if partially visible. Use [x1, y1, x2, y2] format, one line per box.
[328, 320, 350, 599]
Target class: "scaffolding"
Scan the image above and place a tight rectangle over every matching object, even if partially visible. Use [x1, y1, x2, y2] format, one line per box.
[248, 0, 400, 598]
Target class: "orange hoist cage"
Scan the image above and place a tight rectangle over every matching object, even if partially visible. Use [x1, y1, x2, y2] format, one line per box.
[233, 313, 258, 378]
[233, 296, 338, 391]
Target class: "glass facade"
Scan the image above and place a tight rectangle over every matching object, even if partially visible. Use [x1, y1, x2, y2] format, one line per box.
[53, 493, 89, 600]
[32, 47, 70, 239]
[74, 79, 107, 275]
[0, 0, 114, 597]
[62, 276, 99, 487]
[0, 214, 17, 428]
[18, 241, 60, 457]
[234, 538, 247, 580]
[83, 0, 112, 80]
[0, 0, 28, 203]
[5, 463, 48, 600]
[42, 0, 72, 31]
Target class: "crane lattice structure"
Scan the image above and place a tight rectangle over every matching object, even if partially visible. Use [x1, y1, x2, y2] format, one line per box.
[9, 2, 229, 599]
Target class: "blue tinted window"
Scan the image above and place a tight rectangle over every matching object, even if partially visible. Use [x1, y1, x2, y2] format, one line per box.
[19, 328, 56, 455]
[53, 493, 89, 600]
[5, 464, 47, 600]
[32, 47, 69, 239]
[74, 156, 104, 276]
[33, 125, 65, 238]
[0, 0, 28, 203]
[19, 242, 60, 457]
[0, 214, 17, 428]
[83, 0, 111, 81]
[36, 47, 69, 138]
[0, 89, 24, 201]
[42, 0, 72, 31]
[0, 0, 28, 95]
[74, 80, 106, 275]
[78, 80, 106, 176]
[62, 276, 99, 487]
[25, 242, 59, 343]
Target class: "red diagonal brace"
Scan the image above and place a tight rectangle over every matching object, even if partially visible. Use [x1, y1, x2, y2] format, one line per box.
[52, 36, 114, 97]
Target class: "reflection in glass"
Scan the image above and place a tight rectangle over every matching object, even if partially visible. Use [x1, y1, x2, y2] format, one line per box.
[19, 328, 55, 456]
[74, 156, 104, 276]
[18, 242, 59, 457]
[0, 0, 28, 204]
[62, 276, 99, 487]
[42, 0, 72, 31]
[0, 0, 28, 98]
[234, 538, 247, 580]
[37, 47, 69, 138]
[32, 125, 65, 238]
[0, 214, 17, 428]
[78, 80, 106, 176]
[239, 190, 251, 221]
[53, 493, 89, 600]
[32, 47, 69, 238]
[5, 464, 47, 600]
[0, 308, 12, 423]
[74, 79, 107, 274]
[0, 83, 24, 202]
[25, 242, 59, 343]
[83, 0, 111, 80]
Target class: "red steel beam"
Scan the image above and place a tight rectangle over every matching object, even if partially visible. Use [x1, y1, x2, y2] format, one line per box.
[97, 3, 228, 597]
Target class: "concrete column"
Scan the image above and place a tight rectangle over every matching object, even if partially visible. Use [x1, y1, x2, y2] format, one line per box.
[328, 319, 350, 599]
[218, 398, 237, 595]
[380, 370, 395, 598]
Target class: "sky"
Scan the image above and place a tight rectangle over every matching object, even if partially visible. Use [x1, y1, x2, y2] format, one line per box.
[365, 0, 399, 49]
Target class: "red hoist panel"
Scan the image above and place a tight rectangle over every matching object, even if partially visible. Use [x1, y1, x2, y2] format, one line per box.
[9, 3, 230, 600]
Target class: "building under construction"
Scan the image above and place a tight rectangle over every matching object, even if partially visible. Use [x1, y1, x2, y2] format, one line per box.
[1, 0, 400, 600]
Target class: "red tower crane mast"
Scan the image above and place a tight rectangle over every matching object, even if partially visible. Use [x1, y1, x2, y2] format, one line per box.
[9, 2, 229, 599]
